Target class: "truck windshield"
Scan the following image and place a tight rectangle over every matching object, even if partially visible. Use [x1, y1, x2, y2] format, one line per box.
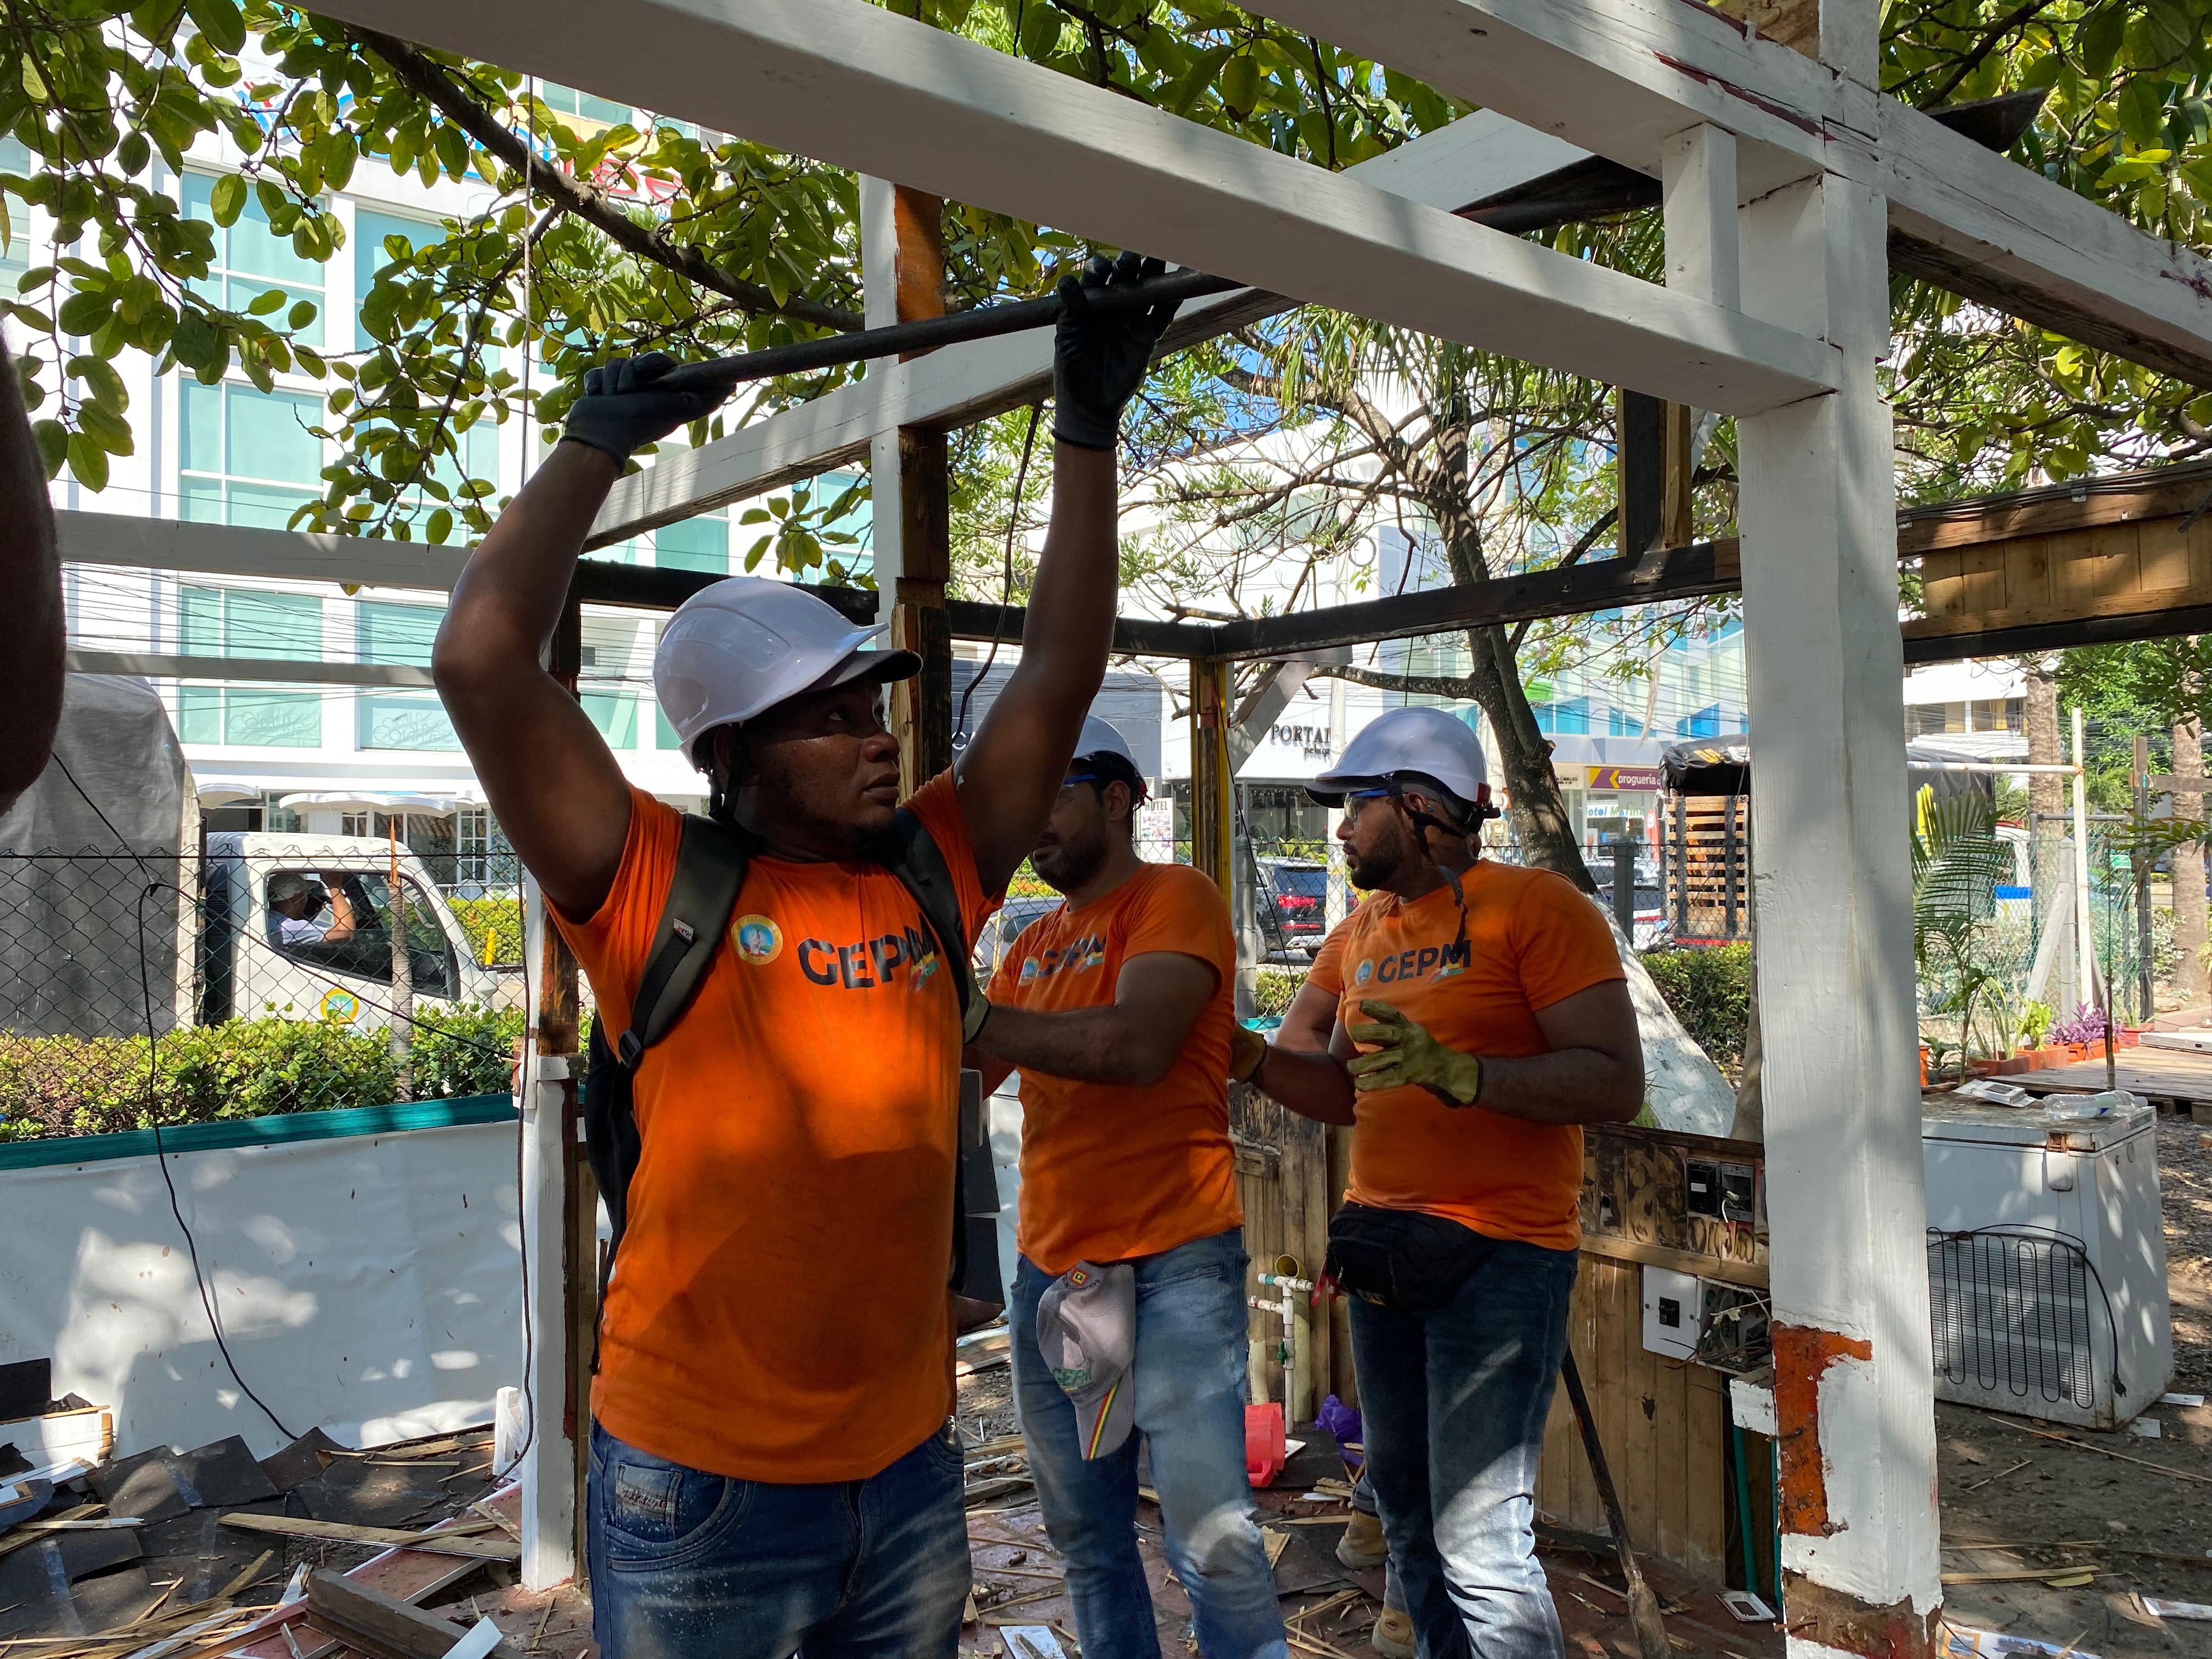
[263, 868, 456, 998]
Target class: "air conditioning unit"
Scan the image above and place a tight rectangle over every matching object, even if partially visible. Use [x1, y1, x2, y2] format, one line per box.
[1922, 1095, 2171, 1429]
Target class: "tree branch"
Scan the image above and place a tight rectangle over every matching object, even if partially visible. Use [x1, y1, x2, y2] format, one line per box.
[1305, 663, 1483, 701]
[349, 29, 866, 335]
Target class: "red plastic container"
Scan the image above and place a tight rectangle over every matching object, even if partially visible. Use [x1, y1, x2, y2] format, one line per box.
[1245, 1401, 1286, 1487]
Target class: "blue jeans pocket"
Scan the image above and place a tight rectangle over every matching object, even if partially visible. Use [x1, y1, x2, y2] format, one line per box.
[595, 1439, 751, 1570]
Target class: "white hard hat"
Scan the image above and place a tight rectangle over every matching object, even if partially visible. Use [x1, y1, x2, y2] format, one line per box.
[654, 577, 920, 763]
[1070, 714, 1149, 800]
[1310, 707, 1489, 810]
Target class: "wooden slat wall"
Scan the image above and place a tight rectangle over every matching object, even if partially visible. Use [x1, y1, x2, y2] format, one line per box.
[1537, 1262, 1733, 1576]
[1910, 512, 2212, 645]
[1228, 1084, 1333, 1418]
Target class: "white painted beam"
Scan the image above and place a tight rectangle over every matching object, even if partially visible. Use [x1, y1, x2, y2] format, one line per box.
[305, 0, 1837, 420]
[1243, 0, 2212, 387]
[1662, 125, 1741, 312]
[58, 509, 470, 591]
[515, 896, 576, 1592]
[589, 115, 1588, 545]
[66, 650, 436, 687]
[1734, 170, 1942, 1653]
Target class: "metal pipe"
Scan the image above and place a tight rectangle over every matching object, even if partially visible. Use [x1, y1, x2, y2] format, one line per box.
[653, 267, 1245, 397]
[2073, 707, 2096, 1020]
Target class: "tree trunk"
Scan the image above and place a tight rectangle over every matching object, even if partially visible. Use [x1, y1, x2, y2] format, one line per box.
[2175, 716, 2209, 1005]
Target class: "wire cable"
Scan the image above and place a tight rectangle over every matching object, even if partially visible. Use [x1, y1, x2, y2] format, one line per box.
[51, 753, 298, 1441]
[955, 403, 1043, 748]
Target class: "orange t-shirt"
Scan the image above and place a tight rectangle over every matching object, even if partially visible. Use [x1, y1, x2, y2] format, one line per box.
[1334, 863, 1624, 1251]
[990, 862, 1243, 1276]
[1306, 906, 1357, 998]
[555, 775, 995, 1482]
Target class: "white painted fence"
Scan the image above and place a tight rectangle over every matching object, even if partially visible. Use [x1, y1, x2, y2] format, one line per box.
[0, 1099, 522, 1460]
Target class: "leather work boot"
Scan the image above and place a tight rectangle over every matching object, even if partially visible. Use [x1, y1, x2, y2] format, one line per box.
[1336, 1508, 1388, 1570]
[1370, 1607, 1415, 1658]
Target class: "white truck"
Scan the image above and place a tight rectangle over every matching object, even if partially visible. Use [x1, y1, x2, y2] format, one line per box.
[198, 833, 520, 1031]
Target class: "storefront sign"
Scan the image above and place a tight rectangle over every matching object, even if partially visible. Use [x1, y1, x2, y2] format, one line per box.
[1587, 765, 1663, 791]
[1270, 723, 1334, 759]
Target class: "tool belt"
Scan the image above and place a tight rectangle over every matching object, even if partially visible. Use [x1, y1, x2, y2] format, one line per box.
[1325, 1201, 1497, 1313]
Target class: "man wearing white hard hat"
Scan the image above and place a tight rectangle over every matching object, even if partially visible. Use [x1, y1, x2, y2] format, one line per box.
[966, 716, 1284, 1659]
[432, 253, 1182, 1659]
[1228, 707, 1643, 1659]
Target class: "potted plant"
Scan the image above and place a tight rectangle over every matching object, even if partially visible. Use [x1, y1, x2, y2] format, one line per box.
[2049, 1002, 2111, 1063]
[1912, 791, 2015, 1085]
[2018, 1000, 2056, 1066]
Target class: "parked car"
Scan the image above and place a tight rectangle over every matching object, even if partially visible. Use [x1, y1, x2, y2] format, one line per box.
[973, 894, 1064, 978]
[1255, 857, 1330, 962]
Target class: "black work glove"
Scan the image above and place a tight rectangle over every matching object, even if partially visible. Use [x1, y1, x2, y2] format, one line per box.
[558, 353, 724, 462]
[1052, 251, 1181, 451]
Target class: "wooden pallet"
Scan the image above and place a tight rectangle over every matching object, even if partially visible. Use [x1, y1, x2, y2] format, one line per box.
[2015, 1049, 2212, 1115]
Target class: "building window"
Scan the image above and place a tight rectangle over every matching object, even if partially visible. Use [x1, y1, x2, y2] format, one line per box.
[539, 82, 631, 125]
[182, 172, 325, 346]
[179, 381, 324, 531]
[357, 601, 460, 751]
[176, 586, 323, 748]
[654, 513, 729, 575]
[583, 692, 641, 749]
[0, 138, 32, 293]
[1536, 696, 1590, 736]
[1675, 703, 1723, 738]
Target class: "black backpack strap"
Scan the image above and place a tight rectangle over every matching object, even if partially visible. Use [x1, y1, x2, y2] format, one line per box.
[887, 807, 984, 1042]
[621, 814, 757, 1066]
[884, 809, 1003, 1316]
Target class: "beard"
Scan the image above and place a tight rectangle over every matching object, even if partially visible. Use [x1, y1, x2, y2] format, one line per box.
[1033, 825, 1111, 895]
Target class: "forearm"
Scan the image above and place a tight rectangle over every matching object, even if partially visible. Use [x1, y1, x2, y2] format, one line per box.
[433, 444, 620, 691]
[1459, 1048, 1644, 1125]
[1013, 442, 1117, 706]
[974, 1000, 1176, 1087]
[1249, 1045, 1358, 1125]
[0, 338, 63, 804]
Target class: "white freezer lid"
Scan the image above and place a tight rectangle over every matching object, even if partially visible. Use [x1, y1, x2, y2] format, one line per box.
[1921, 1094, 2155, 1151]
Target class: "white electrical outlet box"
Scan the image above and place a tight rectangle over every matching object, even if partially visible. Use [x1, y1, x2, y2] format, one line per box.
[1642, 1266, 1702, 1360]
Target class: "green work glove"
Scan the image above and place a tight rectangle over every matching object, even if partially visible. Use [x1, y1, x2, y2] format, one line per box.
[560, 353, 725, 462]
[1052, 251, 1181, 450]
[1346, 999, 1484, 1107]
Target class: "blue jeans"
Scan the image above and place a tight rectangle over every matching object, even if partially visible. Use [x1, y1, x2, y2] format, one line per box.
[586, 1420, 969, 1659]
[1011, 1228, 1288, 1659]
[1348, 1235, 1577, 1659]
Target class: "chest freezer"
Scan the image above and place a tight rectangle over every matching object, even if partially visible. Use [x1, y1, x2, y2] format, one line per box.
[1922, 1095, 2171, 1429]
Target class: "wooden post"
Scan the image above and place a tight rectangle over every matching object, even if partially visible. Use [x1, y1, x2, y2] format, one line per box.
[1190, 659, 1233, 902]
[519, 591, 590, 1590]
[1618, 391, 1666, 558]
[2072, 707, 2096, 1017]
[862, 178, 955, 789]
[1734, 162, 1942, 1654]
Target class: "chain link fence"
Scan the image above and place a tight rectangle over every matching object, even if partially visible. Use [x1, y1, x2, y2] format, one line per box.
[1, 838, 527, 1145]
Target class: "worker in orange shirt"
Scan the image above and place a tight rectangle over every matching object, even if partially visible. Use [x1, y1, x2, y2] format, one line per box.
[1273, 907, 1412, 1659]
[968, 717, 1287, 1659]
[1231, 708, 1643, 1658]
[432, 255, 1181, 1659]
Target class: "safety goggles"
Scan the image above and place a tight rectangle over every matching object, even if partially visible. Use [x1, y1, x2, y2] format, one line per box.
[1339, 787, 1396, 823]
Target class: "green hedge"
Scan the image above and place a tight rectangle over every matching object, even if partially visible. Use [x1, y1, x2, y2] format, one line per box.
[0, 1006, 523, 1144]
[447, 897, 524, 965]
[1252, 968, 1302, 1018]
[1640, 943, 1753, 1071]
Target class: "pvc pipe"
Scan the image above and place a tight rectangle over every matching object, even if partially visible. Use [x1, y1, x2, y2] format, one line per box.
[2072, 707, 2095, 1019]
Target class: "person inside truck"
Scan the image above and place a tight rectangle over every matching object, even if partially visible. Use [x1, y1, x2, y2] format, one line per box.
[267, 871, 359, 949]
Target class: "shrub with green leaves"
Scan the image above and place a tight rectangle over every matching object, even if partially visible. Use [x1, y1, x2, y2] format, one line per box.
[1640, 944, 1753, 1072]
[447, 897, 523, 964]
[0, 1006, 521, 1143]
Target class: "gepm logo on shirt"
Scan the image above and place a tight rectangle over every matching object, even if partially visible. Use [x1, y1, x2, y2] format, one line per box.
[1017, 932, 1108, 984]
[778, 919, 946, 992]
[1353, 938, 1471, 986]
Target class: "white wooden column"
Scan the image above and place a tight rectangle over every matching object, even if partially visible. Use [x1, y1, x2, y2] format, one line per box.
[517, 874, 577, 1589]
[860, 175, 905, 631]
[1736, 165, 1942, 1654]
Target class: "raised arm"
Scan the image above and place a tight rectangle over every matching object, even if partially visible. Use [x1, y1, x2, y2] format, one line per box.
[431, 358, 720, 918]
[0, 337, 64, 814]
[955, 253, 1178, 893]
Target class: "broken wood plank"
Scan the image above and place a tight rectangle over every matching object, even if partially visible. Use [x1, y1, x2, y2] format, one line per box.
[218, 1516, 518, 1561]
[302, 1572, 469, 1659]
